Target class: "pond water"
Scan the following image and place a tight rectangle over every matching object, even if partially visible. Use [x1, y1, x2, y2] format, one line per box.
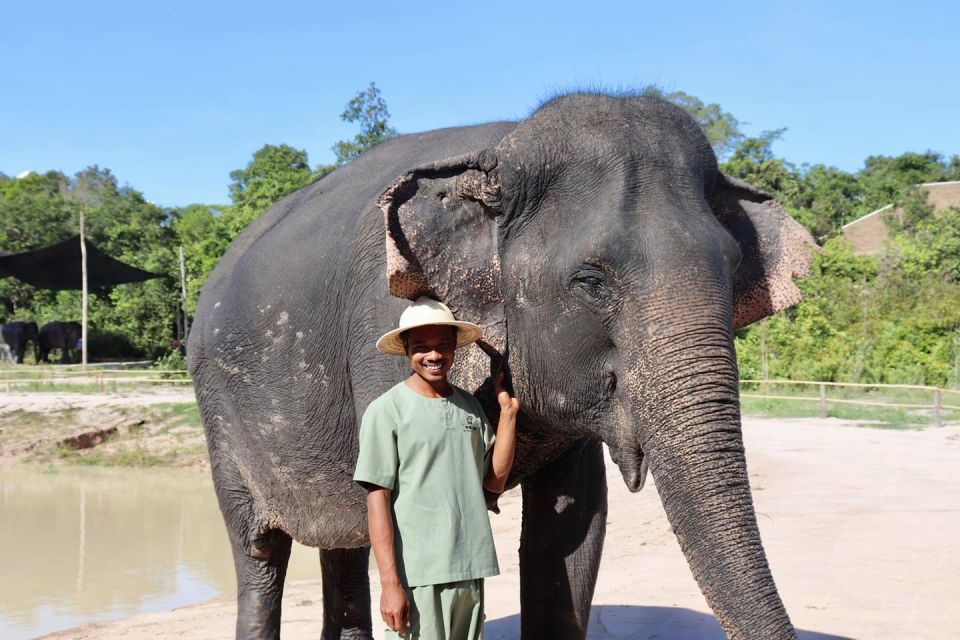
[0, 465, 325, 639]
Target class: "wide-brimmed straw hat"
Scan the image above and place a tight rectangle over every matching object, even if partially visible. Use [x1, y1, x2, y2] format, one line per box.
[376, 296, 483, 356]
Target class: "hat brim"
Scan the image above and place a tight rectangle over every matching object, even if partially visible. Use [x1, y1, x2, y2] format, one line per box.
[376, 321, 483, 356]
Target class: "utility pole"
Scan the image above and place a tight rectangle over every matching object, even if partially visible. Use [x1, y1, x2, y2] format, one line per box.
[80, 208, 88, 371]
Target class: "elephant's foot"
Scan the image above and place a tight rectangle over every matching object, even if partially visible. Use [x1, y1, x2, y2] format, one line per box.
[519, 439, 608, 640]
[320, 547, 374, 640]
[232, 529, 293, 640]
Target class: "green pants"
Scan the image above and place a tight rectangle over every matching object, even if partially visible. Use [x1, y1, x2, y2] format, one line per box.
[385, 579, 484, 640]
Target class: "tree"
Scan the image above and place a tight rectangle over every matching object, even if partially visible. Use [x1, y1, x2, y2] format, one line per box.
[0, 171, 73, 317]
[225, 144, 316, 237]
[171, 204, 231, 313]
[720, 128, 814, 225]
[330, 82, 397, 166]
[642, 87, 744, 159]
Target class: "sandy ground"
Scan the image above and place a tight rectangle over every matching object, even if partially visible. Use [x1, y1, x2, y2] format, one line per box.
[39, 416, 960, 640]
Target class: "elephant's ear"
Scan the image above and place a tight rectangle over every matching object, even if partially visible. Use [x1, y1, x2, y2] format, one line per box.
[378, 149, 506, 389]
[710, 173, 819, 329]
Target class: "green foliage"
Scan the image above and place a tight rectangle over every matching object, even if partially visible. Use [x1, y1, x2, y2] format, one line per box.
[0, 82, 399, 359]
[225, 144, 316, 237]
[891, 207, 960, 282]
[736, 232, 960, 387]
[152, 349, 189, 380]
[331, 82, 397, 165]
[170, 204, 231, 314]
[0, 167, 178, 358]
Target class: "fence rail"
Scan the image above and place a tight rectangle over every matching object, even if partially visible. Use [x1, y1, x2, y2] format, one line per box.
[0, 367, 191, 392]
[739, 379, 958, 427]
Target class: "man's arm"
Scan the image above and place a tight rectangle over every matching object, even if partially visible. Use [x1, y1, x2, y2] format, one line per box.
[483, 370, 519, 495]
[366, 486, 409, 635]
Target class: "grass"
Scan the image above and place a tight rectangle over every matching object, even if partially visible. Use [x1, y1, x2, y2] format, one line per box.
[15, 401, 207, 470]
[1, 407, 85, 434]
[60, 441, 207, 468]
[148, 402, 202, 427]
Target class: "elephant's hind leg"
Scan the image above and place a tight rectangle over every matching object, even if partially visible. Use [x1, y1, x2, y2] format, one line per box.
[207, 440, 292, 639]
[519, 438, 608, 640]
[232, 528, 293, 640]
[320, 547, 374, 639]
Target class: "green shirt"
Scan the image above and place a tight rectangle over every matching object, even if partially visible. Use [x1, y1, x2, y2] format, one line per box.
[353, 381, 500, 587]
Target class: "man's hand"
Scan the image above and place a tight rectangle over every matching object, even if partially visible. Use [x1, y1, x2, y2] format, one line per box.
[366, 487, 409, 634]
[380, 580, 409, 634]
[494, 362, 519, 415]
[486, 360, 519, 495]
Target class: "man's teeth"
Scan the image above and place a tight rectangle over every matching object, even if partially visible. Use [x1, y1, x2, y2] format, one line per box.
[426, 363, 443, 370]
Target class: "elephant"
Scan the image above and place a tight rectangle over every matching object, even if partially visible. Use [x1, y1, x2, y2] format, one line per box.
[38, 321, 82, 364]
[0, 321, 39, 363]
[188, 92, 817, 640]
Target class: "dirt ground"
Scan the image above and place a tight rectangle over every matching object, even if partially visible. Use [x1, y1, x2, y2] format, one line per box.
[0, 388, 196, 413]
[34, 413, 960, 640]
[0, 389, 203, 468]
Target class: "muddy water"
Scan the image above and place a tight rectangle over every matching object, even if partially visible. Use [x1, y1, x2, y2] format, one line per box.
[0, 466, 326, 640]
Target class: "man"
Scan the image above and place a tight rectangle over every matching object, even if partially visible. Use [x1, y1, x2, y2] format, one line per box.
[354, 297, 519, 639]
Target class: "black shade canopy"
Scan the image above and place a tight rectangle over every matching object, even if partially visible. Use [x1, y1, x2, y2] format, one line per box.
[0, 236, 161, 290]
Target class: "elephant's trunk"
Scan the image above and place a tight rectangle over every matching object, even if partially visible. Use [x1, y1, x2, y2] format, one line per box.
[614, 299, 796, 639]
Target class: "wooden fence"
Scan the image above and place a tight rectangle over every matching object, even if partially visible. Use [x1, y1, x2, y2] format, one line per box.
[740, 379, 960, 427]
[0, 365, 191, 393]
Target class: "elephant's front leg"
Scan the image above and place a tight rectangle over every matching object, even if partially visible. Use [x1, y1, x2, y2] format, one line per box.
[519, 438, 607, 639]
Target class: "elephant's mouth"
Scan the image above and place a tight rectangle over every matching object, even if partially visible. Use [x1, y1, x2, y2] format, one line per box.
[606, 425, 648, 492]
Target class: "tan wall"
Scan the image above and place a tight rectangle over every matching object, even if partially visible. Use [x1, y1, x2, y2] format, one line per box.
[843, 208, 900, 256]
[923, 182, 960, 211]
[843, 182, 960, 256]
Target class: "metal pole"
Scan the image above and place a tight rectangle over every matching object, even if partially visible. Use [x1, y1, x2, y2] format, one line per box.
[80, 208, 88, 371]
[819, 383, 827, 418]
[178, 246, 190, 342]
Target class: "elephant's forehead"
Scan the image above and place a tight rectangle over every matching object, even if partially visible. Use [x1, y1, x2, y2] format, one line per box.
[502, 96, 711, 175]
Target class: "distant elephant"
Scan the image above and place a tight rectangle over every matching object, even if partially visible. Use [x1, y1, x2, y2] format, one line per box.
[38, 321, 82, 364]
[188, 93, 816, 640]
[0, 321, 39, 364]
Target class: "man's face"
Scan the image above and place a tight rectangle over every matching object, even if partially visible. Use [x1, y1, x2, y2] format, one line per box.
[405, 325, 457, 383]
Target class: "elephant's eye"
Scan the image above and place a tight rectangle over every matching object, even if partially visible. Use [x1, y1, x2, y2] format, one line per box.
[570, 268, 615, 307]
[578, 275, 603, 290]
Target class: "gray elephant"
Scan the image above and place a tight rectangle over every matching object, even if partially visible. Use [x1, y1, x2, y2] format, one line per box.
[38, 321, 82, 364]
[0, 321, 39, 363]
[188, 93, 816, 640]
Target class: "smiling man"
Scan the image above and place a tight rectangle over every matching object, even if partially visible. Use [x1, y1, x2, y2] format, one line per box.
[353, 296, 518, 639]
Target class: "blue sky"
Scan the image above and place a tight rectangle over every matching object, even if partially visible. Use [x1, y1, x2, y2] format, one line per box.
[2, 0, 957, 207]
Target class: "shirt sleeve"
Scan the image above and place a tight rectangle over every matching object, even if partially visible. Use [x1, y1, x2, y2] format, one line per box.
[353, 401, 399, 490]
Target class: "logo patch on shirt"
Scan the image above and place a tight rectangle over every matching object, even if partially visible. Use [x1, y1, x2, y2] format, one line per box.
[463, 415, 480, 432]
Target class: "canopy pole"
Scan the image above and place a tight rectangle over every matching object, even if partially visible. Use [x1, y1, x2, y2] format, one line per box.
[178, 246, 190, 344]
[80, 209, 88, 370]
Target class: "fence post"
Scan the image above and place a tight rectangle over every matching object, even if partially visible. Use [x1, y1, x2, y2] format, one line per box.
[819, 383, 827, 418]
[934, 388, 942, 428]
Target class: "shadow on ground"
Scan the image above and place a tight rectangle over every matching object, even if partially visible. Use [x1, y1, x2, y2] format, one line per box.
[484, 605, 853, 640]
